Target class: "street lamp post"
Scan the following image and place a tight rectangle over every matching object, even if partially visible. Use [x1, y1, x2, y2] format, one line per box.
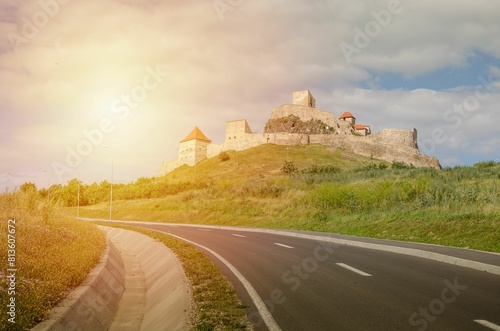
[77, 167, 80, 218]
[69, 164, 81, 217]
[43, 169, 51, 201]
[5, 172, 12, 193]
[101, 145, 113, 220]
[7, 172, 13, 193]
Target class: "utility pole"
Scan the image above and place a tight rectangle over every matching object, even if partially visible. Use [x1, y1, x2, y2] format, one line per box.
[101, 145, 113, 220]
[43, 169, 51, 201]
[77, 167, 80, 218]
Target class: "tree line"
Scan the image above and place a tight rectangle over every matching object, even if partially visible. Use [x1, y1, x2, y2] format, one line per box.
[16, 176, 203, 207]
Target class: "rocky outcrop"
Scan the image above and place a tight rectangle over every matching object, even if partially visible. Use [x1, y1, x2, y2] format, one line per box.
[310, 133, 441, 168]
[264, 115, 335, 134]
[270, 104, 335, 127]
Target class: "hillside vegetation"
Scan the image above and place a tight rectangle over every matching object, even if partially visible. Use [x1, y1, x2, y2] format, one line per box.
[59, 144, 499, 252]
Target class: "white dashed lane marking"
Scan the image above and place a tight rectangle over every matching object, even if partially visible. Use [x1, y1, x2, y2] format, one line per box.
[274, 243, 294, 249]
[232, 234, 246, 238]
[336, 263, 372, 277]
[474, 320, 500, 331]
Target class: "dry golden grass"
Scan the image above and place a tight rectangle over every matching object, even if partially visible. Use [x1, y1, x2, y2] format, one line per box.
[0, 190, 106, 330]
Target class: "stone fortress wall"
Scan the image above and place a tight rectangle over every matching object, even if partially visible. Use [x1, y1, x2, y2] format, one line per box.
[160, 90, 440, 175]
[271, 105, 335, 127]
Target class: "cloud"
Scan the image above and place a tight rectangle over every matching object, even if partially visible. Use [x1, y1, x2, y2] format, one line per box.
[338, 0, 500, 76]
[331, 83, 500, 165]
[0, 0, 499, 188]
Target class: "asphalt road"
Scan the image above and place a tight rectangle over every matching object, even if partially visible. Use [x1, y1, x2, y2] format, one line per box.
[106, 221, 500, 331]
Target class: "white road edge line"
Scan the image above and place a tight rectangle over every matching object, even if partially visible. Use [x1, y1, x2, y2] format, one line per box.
[232, 234, 246, 238]
[83, 220, 500, 276]
[274, 243, 294, 249]
[153, 230, 282, 331]
[336, 263, 372, 277]
[474, 320, 500, 331]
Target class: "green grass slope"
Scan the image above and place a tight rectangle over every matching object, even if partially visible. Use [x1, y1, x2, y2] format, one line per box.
[67, 144, 500, 252]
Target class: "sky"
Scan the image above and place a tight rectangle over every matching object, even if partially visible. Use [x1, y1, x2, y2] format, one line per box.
[1, 0, 499, 190]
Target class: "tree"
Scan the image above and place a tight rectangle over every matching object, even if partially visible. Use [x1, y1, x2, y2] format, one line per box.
[281, 161, 298, 174]
[20, 182, 37, 193]
[83, 181, 109, 205]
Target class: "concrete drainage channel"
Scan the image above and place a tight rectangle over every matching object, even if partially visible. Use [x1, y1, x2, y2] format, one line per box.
[31, 226, 191, 331]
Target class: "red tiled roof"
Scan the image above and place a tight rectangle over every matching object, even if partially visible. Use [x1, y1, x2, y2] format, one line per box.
[180, 127, 212, 143]
[339, 112, 355, 119]
[354, 124, 367, 130]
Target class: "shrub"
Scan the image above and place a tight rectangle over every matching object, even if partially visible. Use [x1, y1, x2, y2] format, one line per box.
[257, 183, 285, 198]
[281, 161, 298, 174]
[20, 182, 37, 193]
[474, 160, 496, 168]
[378, 163, 389, 170]
[218, 152, 230, 162]
[303, 164, 342, 174]
[391, 161, 413, 169]
[363, 163, 378, 170]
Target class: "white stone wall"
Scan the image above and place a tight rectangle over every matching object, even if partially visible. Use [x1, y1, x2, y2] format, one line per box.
[367, 128, 417, 148]
[178, 139, 210, 166]
[207, 132, 267, 157]
[225, 120, 252, 140]
[335, 120, 355, 135]
[292, 90, 316, 108]
[159, 159, 180, 176]
[309, 134, 440, 168]
[224, 120, 254, 149]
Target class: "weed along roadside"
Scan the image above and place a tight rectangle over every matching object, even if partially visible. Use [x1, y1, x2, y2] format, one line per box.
[0, 190, 106, 330]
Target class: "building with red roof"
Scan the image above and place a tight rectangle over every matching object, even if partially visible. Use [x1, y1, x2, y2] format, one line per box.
[339, 112, 356, 125]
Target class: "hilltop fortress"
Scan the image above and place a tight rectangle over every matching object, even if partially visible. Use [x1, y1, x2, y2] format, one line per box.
[160, 90, 440, 175]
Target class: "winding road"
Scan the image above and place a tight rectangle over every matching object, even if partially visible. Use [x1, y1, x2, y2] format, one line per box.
[98, 220, 500, 331]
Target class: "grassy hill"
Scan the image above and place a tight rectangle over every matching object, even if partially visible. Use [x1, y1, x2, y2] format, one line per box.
[164, 144, 380, 182]
[66, 144, 500, 252]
